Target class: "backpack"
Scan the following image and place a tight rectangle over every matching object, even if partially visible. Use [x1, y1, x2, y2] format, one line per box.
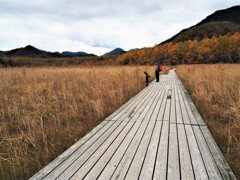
[159, 65, 163, 71]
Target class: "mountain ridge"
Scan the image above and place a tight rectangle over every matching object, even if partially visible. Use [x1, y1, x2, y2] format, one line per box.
[104, 48, 126, 56]
[5, 45, 61, 57]
[1, 45, 96, 57]
[160, 5, 240, 44]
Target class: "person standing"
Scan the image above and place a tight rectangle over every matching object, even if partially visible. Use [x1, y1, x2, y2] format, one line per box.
[155, 62, 160, 82]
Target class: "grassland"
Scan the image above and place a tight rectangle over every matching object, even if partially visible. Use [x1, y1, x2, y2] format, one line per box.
[177, 64, 240, 179]
[0, 65, 154, 179]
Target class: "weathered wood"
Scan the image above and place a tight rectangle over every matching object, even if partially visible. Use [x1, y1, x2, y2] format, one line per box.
[43, 121, 121, 179]
[30, 121, 109, 180]
[175, 84, 183, 124]
[98, 121, 142, 179]
[178, 124, 195, 179]
[110, 120, 151, 179]
[133, 84, 164, 122]
[177, 85, 191, 124]
[185, 125, 208, 179]
[170, 83, 176, 123]
[180, 84, 205, 125]
[149, 88, 166, 121]
[153, 121, 169, 180]
[125, 120, 156, 179]
[167, 123, 180, 179]
[57, 121, 126, 179]
[105, 82, 155, 120]
[31, 69, 236, 180]
[108, 83, 158, 121]
[192, 126, 223, 179]
[139, 121, 162, 179]
[200, 126, 236, 180]
[178, 86, 198, 125]
[156, 90, 168, 120]
[72, 121, 133, 179]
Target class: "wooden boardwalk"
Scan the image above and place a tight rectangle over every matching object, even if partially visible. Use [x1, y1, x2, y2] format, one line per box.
[31, 69, 236, 180]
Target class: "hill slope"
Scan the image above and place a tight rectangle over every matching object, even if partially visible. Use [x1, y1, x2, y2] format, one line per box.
[6, 45, 61, 57]
[104, 48, 126, 55]
[161, 5, 240, 44]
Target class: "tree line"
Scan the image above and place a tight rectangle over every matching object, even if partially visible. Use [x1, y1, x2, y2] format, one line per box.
[1, 33, 240, 67]
[114, 32, 240, 65]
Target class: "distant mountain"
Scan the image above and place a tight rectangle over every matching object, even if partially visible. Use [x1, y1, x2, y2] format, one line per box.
[104, 48, 126, 55]
[161, 5, 240, 44]
[0, 50, 7, 55]
[6, 45, 60, 57]
[60, 51, 89, 56]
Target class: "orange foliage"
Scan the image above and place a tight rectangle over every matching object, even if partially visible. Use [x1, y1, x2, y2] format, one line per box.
[115, 33, 240, 65]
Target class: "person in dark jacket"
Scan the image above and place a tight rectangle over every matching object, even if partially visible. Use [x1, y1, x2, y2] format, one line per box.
[155, 62, 160, 82]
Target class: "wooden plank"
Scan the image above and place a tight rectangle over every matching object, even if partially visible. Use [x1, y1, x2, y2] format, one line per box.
[43, 121, 121, 179]
[110, 118, 151, 179]
[178, 85, 198, 125]
[167, 123, 180, 179]
[200, 126, 236, 180]
[97, 85, 165, 179]
[163, 99, 171, 121]
[72, 121, 135, 179]
[180, 84, 205, 125]
[163, 87, 171, 121]
[185, 125, 208, 180]
[124, 120, 157, 179]
[30, 121, 109, 180]
[153, 121, 169, 180]
[139, 121, 162, 179]
[150, 88, 166, 121]
[110, 83, 159, 121]
[192, 126, 223, 179]
[178, 124, 195, 179]
[114, 83, 160, 121]
[156, 90, 168, 120]
[97, 121, 142, 179]
[177, 85, 191, 124]
[105, 82, 155, 120]
[175, 84, 183, 124]
[133, 84, 164, 122]
[170, 83, 176, 123]
[57, 121, 127, 179]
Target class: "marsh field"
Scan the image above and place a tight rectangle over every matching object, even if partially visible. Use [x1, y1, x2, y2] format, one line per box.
[177, 64, 240, 179]
[0, 66, 155, 179]
[0, 64, 239, 179]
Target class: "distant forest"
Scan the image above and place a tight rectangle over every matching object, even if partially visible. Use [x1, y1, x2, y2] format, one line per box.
[0, 32, 240, 67]
[113, 32, 240, 65]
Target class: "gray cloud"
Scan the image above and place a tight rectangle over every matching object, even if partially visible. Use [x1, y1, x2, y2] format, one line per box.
[0, 0, 239, 55]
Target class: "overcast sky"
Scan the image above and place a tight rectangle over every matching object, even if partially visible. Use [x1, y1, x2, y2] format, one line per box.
[0, 0, 239, 55]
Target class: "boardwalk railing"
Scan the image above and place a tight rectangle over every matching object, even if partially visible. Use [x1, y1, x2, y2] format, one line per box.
[31, 69, 236, 180]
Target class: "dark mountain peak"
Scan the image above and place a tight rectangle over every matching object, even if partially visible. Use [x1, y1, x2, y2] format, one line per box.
[105, 48, 126, 55]
[197, 5, 240, 25]
[24, 45, 37, 50]
[160, 5, 240, 44]
[5, 45, 60, 57]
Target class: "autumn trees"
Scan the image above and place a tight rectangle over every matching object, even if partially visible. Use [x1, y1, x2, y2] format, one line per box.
[115, 32, 240, 65]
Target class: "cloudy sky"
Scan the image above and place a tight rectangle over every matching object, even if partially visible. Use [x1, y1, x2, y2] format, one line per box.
[0, 0, 239, 55]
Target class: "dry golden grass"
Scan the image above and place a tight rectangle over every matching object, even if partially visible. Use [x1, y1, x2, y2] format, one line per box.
[177, 64, 240, 179]
[0, 65, 154, 179]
